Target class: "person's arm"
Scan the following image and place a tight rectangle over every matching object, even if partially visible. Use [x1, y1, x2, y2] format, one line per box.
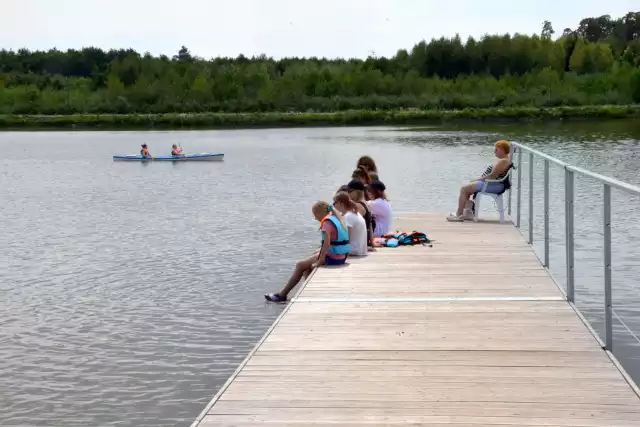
[314, 230, 331, 268]
[484, 159, 509, 180]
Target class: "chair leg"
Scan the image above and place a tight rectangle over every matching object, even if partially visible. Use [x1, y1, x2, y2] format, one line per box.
[474, 195, 480, 221]
[497, 195, 505, 223]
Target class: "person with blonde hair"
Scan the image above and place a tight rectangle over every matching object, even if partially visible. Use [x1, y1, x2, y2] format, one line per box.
[265, 201, 350, 302]
[447, 140, 512, 222]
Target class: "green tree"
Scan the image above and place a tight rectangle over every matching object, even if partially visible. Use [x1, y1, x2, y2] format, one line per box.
[542, 21, 555, 39]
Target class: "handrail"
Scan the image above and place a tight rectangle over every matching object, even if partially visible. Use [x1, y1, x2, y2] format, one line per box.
[567, 165, 640, 195]
[507, 140, 640, 353]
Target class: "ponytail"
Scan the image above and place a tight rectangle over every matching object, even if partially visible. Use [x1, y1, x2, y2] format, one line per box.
[313, 200, 348, 232]
[327, 204, 348, 232]
[334, 191, 358, 213]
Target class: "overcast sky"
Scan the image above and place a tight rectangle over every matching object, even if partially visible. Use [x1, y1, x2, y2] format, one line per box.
[3, 0, 636, 59]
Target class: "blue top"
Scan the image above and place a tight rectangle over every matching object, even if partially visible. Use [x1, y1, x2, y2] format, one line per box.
[322, 215, 351, 255]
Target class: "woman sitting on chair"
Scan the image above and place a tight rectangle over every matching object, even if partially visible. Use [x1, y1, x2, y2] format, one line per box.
[447, 140, 511, 222]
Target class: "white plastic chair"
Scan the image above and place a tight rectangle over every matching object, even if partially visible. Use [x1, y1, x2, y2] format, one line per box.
[473, 168, 513, 223]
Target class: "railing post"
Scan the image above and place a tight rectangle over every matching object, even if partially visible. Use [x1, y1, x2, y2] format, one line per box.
[516, 147, 523, 228]
[544, 159, 550, 267]
[528, 152, 534, 244]
[564, 168, 575, 302]
[508, 147, 514, 216]
[604, 184, 613, 351]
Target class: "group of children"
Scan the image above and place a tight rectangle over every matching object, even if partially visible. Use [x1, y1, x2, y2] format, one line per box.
[264, 156, 392, 303]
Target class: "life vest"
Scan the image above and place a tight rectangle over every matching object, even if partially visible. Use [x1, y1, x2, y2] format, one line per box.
[374, 231, 431, 247]
[320, 215, 351, 255]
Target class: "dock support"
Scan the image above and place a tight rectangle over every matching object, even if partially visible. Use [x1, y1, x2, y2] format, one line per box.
[544, 159, 550, 267]
[564, 169, 575, 303]
[604, 184, 613, 351]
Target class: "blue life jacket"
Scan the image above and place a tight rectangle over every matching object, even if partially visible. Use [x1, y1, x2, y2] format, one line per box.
[320, 215, 351, 255]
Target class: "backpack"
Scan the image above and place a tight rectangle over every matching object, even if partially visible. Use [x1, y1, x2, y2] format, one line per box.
[374, 231, 431, 247]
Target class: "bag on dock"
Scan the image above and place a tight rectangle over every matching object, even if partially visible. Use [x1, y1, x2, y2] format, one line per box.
[374, 231, 431, 247]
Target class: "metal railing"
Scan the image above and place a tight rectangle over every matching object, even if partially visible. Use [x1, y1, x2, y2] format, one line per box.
[507, 141, 640, 352]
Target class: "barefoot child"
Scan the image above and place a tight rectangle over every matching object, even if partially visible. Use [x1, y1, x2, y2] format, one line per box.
[264, 201, 350, 302]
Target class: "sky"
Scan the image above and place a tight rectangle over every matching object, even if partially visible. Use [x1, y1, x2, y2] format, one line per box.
[2, 0, 637, 59]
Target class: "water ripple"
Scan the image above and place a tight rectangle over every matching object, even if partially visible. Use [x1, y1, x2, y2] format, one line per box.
[1, 125, 640, 426]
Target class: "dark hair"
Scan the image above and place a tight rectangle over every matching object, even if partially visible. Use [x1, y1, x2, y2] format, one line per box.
[333, 191, 358, 213]
[351, 167, 371, 184]
[347, 179, 365, 192]
[357, 156, 377, 173]
[336, 185, 349, 194]
[368, 180, 387, 200]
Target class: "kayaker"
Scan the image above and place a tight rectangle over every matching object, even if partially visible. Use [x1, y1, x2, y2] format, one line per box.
[140, 144, 151, 158]
[171, 144, 183, 156]
[264, 201, 350, 303]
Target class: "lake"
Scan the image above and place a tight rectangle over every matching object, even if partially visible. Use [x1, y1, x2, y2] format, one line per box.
[2, 120, 640, 427]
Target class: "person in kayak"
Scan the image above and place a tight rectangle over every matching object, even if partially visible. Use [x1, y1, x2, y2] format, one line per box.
[264, 201, 350, 303]
[171, 144, 183, 156]
[140, 144, 151, 158]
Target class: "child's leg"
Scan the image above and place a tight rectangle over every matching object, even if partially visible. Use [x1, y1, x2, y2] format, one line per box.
[302, 250, 320, 279]
[278, 252, 319, 299]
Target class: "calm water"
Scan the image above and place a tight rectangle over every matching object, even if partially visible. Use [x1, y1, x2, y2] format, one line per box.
[2, 121, 640, 427]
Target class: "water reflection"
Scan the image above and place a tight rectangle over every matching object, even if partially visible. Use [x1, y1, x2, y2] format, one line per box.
[1, 121, 640, 427]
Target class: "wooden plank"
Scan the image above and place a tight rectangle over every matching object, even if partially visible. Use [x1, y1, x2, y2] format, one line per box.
[190, 212, 640, 427]
[201, 414, 640, 426]
[245, 350, 613, 367]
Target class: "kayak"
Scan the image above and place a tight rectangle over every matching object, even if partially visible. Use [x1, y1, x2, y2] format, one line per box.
[112, 153, 224, 162]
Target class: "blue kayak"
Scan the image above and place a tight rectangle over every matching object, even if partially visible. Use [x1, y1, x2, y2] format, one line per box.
[113, 153, 224, 162]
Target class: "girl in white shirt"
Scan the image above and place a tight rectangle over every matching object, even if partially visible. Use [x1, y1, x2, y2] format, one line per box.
[333, 191, 368, 256]
[367, 180, 392, 237]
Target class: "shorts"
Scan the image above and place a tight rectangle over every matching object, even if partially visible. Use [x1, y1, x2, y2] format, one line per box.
[324, 255, 347, 266]
[474, 180, 504, 194]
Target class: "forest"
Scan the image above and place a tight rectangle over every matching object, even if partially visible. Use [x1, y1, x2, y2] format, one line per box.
[0, 12, 639, 119]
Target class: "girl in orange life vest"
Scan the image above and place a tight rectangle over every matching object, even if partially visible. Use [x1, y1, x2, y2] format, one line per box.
[264, 201, 350, 303]
[140, 144, 151, 158]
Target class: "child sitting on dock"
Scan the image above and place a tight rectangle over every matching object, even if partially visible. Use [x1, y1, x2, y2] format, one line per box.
[264, 201, 350, 303]
[351, 166, 371, 186]
[356, 155, 378, 174]
[347, 179, 375, 249]
[367, 180, 392, 237]
[333, 191, 368, 256]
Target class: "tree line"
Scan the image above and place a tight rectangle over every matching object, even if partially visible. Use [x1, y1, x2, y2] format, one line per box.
[0, 12, 639, 115]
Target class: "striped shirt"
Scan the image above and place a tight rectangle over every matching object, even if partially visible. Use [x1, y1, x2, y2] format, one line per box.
[482, 164, 510, 181]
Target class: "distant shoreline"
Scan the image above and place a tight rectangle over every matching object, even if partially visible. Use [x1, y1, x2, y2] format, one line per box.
[1, 106, 639, 130]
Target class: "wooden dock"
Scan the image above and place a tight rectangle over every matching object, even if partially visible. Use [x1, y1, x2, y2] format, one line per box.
[191, 212, 640, 426]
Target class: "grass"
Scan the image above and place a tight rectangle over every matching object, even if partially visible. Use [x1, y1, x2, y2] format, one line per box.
[1, 105, 639, 130]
